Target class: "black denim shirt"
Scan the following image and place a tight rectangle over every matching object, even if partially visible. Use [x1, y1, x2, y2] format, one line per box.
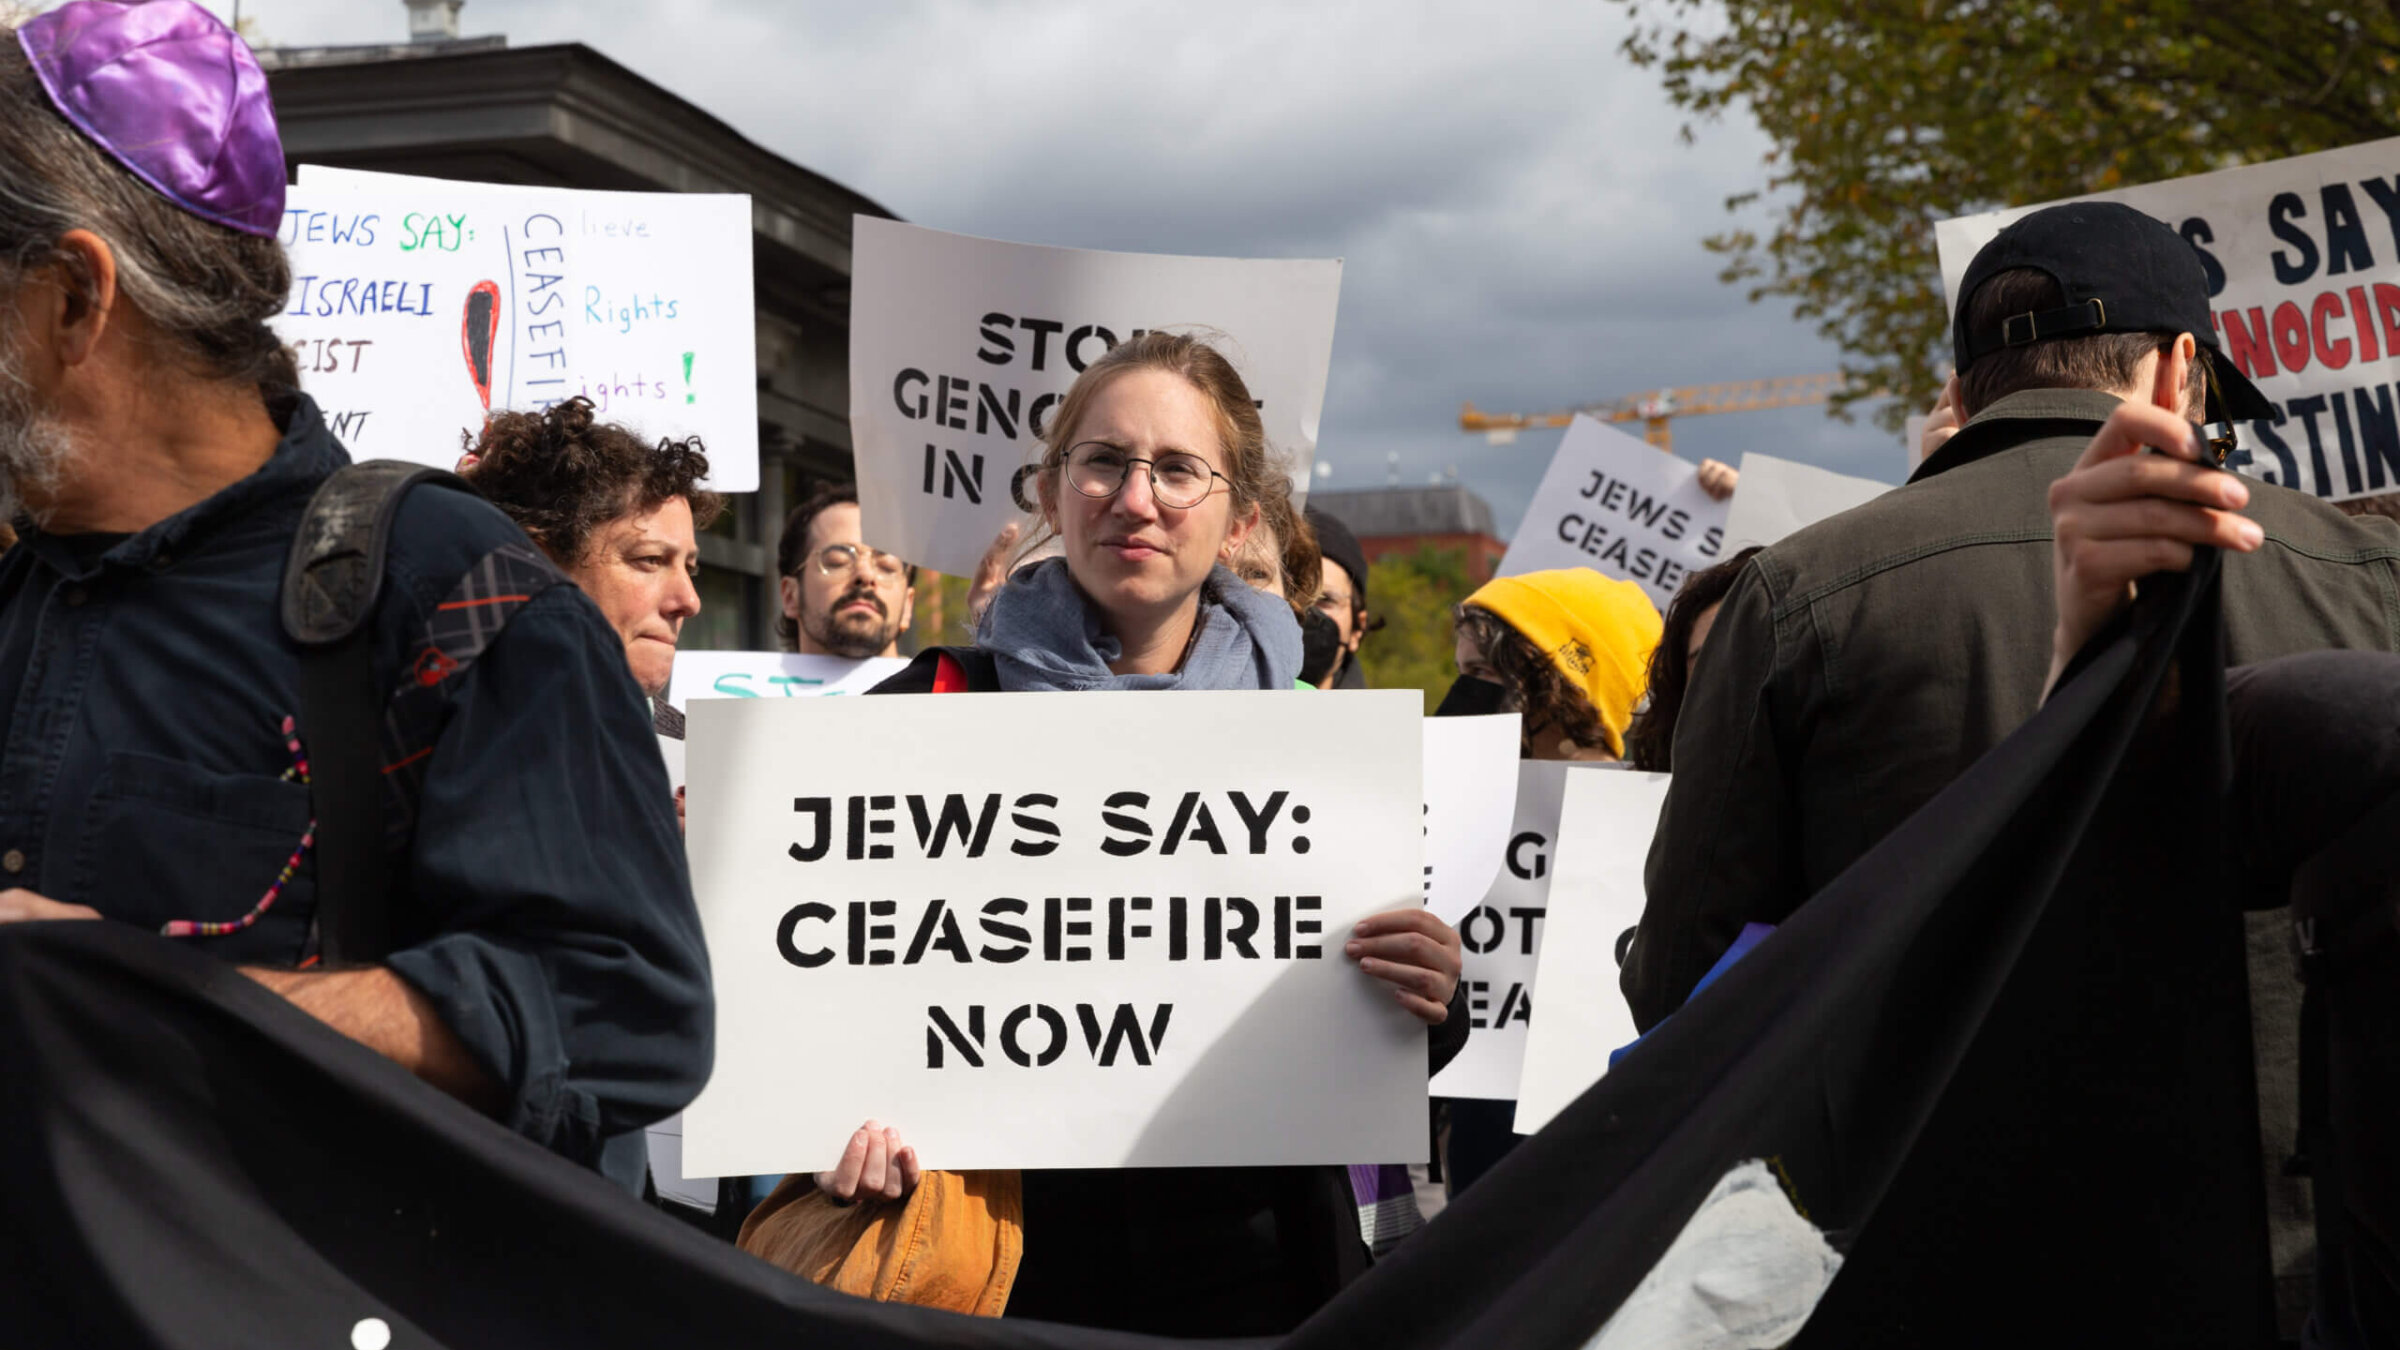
[0, 396, 711, 1188]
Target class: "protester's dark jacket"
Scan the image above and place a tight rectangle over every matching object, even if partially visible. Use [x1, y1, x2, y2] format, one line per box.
[1625, 386, 2400, 1029]
[874, 646, 1467, 1335]
[0, 394, 711, 1187]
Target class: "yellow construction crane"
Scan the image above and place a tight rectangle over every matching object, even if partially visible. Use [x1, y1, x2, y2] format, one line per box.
[1460, 372, 1850, 453]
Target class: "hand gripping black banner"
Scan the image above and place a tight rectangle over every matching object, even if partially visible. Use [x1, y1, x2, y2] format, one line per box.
[0, 553, 2260, 1348]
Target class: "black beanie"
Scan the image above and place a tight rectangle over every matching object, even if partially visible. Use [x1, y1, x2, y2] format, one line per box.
[1306, 506, 1369, 606]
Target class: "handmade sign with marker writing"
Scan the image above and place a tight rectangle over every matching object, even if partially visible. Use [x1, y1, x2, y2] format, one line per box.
[666, 651, 909, 710]
[847, 218, 1343, 577]
[1496, 416, 1730, 611]
[281, 168, 758, 489]
[1937, 135, 2400, 502]
[679, 689, 1427, 1175]
[1511, 769, 1671, 1135]
[1428, 761, 1610, 1102]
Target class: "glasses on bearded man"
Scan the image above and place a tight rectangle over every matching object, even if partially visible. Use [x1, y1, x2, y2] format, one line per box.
[810, 543, 907, 578]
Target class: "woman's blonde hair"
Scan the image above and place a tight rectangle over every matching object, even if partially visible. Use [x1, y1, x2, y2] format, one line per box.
[1023, 330, 1289, 561]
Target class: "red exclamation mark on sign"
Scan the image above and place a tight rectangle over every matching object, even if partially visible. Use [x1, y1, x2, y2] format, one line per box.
[461, 281, 500, 410]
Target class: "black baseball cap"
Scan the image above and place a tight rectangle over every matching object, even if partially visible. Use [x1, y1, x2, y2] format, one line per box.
[1952, 200, 2276, 423]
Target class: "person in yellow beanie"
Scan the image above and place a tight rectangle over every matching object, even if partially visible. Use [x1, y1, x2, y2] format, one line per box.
[1451, 569, 1664, 760]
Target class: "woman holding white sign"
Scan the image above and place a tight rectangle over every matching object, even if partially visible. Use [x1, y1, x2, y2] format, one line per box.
[770, 333, 1469, 1334]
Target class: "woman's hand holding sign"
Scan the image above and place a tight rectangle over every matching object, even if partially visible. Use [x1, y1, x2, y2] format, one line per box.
[817, 1119, 921, 1204]
[2044, 401, 2263, 699]
[1349, 908, 1463, 1023]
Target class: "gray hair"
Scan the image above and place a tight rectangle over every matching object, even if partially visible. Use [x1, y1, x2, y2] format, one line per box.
[0, 28, 295, 394]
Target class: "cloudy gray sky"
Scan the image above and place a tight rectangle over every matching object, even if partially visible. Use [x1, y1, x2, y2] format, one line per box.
[214, 0, 1906, 535]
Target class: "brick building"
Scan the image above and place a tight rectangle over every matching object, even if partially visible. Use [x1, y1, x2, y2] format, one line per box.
[1307, 484, 1508, 583]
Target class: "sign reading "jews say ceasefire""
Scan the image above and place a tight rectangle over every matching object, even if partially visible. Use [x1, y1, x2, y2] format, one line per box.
[1498, 416, 1730, 611]
[847, 218, 1343, 578]
[679, 690, 1428, 1177]
[1938, 136, 2400, 503]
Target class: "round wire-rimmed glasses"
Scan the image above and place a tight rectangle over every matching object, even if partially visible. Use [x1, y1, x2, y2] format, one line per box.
[811, 543, 906, 578]
[1064, 441, 1229, 510]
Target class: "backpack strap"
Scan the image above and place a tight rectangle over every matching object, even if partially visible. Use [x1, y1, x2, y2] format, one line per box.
[280, 461, 470, 966]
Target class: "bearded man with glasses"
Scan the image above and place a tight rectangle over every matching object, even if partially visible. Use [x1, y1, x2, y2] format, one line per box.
[775, 484, 918, 659]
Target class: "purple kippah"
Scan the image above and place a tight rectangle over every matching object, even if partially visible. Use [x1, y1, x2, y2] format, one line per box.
[17, 0, 285, 238]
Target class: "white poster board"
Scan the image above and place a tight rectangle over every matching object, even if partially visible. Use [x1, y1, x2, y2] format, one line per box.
[281, 167, 759, 488]
[680, 690, 1427, 1175]
[1497, 416, 1732, 611]
[651, 649, 906, 1184]
[1512, 769, 1670, 1134]
[1430, 761, 1610, 1102]
[665, 651, 908, 709]
[1719, 452, 1892, 552]
[1935, 136, 2400, 501]
[847, 218, 1344, 577]
[1421, 715, 1522, 923]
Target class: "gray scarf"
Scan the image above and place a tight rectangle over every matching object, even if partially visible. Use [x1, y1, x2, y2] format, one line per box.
[979, 557, 1302, 692]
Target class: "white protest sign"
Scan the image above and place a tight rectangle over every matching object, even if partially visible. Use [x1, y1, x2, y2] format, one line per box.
[665, 651, 908, 709]
[1719, 452, 1891, 551]
[1512, 769, 1670, 1134]
[847, 218, 1344, 577]
[1429, 761, 1610, 1102]
[1497, 416, 1732, 611]
[1421, 715, 1522, 923]
[650, 651, 902, 1178]
[1935, 137, 2400, 502]
[680, 690, 1427, 1175]
[280, 168, 758, 488]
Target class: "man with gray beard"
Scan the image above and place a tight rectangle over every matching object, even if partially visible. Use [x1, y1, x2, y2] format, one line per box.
[0, 0, 709, 1192]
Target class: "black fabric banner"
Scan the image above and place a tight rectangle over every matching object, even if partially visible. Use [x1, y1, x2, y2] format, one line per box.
[0, 556, 2261, 1347]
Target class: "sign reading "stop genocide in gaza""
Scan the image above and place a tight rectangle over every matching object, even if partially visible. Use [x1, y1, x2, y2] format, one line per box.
[677, 690, 1429, 1177]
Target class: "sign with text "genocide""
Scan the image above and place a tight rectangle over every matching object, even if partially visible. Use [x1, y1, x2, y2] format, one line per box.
[284, 169, 759, 489]
[848, 218, 1343, 578]
[1937, 136, 2400, 503]
[1430, 762, 1609, 1102]
[1512, 769, 1670, 1135]
[679, 690, 1428, 1176]
[1497, 416, 1730, 611]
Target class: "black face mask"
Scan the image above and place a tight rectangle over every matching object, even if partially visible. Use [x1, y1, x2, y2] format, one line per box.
[1434, 674, 1509, 718]
[1297, 605, 1345, 688]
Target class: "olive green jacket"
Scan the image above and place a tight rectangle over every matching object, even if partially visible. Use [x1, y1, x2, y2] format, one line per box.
[1622, 387, 2400, 1030]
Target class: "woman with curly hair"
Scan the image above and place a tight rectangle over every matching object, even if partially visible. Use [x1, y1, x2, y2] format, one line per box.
[458, 398, 724, 699]
[1450, 569, 1663, 761]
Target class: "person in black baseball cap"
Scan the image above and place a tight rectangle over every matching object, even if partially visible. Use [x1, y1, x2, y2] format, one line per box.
[1947, 200, 2276, 455]
[1625, 201, 2400, 1341]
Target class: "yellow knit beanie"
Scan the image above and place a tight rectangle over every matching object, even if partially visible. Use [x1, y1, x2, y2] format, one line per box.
[1463, 569, 1663, 757]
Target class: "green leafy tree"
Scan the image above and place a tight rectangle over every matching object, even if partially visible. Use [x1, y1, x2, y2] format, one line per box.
[1617, 0, 2400, 429]
[1360, 545, 1479, 713]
